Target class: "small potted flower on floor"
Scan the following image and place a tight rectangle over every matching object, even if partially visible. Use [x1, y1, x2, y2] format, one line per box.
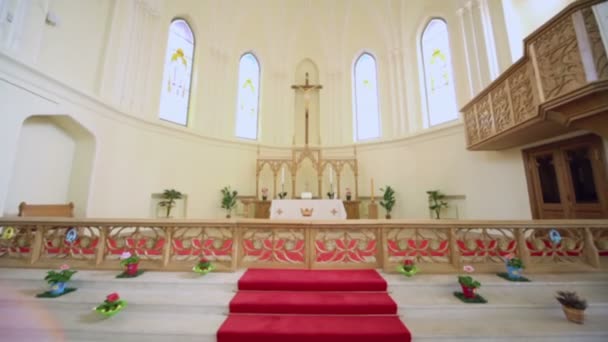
[397, 258, 419, 277]
[44, 264, 77, 296]
[505, 254, 525, 280]
[94, 292, 127, 317]
[192, 257, 215, 275]
[556, 291, 587, 324]
[119, 251, 140, 277]
[454, 265, 486, 303]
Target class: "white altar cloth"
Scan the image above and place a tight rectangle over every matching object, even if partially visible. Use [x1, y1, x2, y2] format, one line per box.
[270, 199, 347, 220]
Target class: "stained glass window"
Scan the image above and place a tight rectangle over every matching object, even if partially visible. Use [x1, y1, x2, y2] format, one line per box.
[421, 19, 458, 127]
[158, 19, 194, 126]
[235, 53, 260, 140]
[353, 53, 381, 141]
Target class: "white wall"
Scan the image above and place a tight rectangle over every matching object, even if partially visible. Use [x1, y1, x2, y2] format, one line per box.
[0, 0, 600, 220]
[502, 0, 576, 62]
[4, 116, 75, 215]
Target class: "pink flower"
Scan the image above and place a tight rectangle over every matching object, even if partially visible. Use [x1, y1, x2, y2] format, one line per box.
[403, 259, 414, 266]
[504, 253, 514, 261]
[463, 265, 475, 273]
[120, 251, 131, 260]
[345, 187, 352, 195]
[59, 264, 70, 271]
[106, 293, 120, 302]
[261, 188, 268, 195]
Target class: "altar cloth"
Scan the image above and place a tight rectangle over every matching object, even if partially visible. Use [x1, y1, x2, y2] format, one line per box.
[270, 199, 347, 220]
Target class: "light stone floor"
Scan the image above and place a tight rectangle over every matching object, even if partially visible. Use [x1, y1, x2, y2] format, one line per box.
[1, 268, 607, 341]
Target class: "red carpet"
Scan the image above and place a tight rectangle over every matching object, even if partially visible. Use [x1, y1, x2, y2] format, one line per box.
[230, 290, 397, 314]
[238, 268, 387, 291]
[218, 269, 411, 342]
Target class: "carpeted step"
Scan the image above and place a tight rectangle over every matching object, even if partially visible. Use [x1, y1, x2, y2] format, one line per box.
[217, 314, 411, 342]
[230, 291, 397, 314]
[238, 269, 387, 291]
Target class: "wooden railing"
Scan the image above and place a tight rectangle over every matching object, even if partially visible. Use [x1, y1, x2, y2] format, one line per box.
[0, 218, 607, 273]
[461, 0, 608, 150]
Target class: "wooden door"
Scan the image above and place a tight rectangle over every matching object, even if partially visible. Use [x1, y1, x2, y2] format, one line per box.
[523, 135, 608, 219]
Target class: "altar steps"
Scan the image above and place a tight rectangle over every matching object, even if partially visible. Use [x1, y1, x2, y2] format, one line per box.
[1, 269, 607, 341]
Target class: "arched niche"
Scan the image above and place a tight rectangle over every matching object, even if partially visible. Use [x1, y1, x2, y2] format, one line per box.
[4, 115, 95, 217]
[295, 156, 318, 198]
[258, 162, 274, 200]
[339, 161, 357, 200]
[294, 59, 320, 146]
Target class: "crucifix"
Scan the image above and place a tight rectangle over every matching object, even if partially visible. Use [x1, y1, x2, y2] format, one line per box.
[291, 72, 323, 146]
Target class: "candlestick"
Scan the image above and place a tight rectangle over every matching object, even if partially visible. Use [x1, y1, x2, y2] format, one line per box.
[371, 178, 375, 202]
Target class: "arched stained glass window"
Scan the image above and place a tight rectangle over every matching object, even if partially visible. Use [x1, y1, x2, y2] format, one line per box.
[421, 19, 458, 127]
[158, 19, 194, 126]
[235, 53, 260, 140]
[353, 53, 381, 141]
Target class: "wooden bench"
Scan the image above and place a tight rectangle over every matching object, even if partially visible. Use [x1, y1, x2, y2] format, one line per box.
[18, 202, 74, 217]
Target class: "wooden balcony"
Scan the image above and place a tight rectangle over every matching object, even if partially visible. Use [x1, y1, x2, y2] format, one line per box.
[461, 0, 608, 150]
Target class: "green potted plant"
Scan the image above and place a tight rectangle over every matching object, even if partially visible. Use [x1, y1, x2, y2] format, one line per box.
[192, 257, 215, 275]
[427, 190, 448, 219]
[94, 292, 127, 317]
[119, 251, 140, 276]
[458, 265, 481, 298]
[380, 186, 396, 219]
[556, 291, 587, 324]
[221, 186, 238, 218]
[158, 189, 183, 218]
[397, 258, 419, 277]
[44, 264, 77, 295]
[505, 254, 525, 280]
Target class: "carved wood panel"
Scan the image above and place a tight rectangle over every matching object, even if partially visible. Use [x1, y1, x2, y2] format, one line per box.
[534, 15, 586, 101]
[490, 82, 513, 133]
[509, 63, 538, 124]
[582, 8, 608, 80]
[463, 108, 479, 145]
[475, 95, 494, 140]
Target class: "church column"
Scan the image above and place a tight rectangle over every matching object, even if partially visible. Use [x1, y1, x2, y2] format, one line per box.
[456, 7, 476, 99]
[459, 2, 484, 94]
[100, 0, 163, 116]
[387, 49, 401, 138]
[393, 48, 408, 136]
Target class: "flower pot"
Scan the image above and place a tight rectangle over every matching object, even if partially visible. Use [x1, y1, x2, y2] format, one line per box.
[506, 265, 522, 280]
[562, 306, 585, 324]
[50, 282, 66, 295]
[346, 195, 351, 201]
[385, 214, 391, 219]
[460, 284, 476, 298]
[192, 263, 216, 275]
[95, 300, 127, 317]
[125, 263, 139, 276]
[262, 196, 267, 201]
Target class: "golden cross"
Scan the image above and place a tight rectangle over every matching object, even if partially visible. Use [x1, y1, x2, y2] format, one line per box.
[291, 72, 322, 146]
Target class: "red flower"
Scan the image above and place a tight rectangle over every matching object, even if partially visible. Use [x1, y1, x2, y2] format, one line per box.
[199, 257, 209, 263]
[403, 259, 414, 266]
[106, 293, 120, 302]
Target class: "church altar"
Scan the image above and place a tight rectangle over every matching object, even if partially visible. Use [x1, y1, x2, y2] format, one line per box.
[270, 199, 347, 220]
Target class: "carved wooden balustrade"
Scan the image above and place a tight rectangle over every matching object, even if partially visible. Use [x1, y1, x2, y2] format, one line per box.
[462, 0, 608, 150]
[0, 218, 606, 273]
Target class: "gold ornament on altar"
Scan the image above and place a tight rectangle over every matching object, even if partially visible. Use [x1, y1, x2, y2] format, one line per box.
[300, 208, 314, 217]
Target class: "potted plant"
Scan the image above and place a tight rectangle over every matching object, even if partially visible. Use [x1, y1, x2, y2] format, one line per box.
[278, 191, 288, 199]
[504, 254, 525, 280]
[380, 186, 396, 219]
[221, 186, 238, 218]
[458, 265, 481, 299]
[327, 191, 335, 199]
[158, 189, 183, 218]
[556, 291, 587, 324]
[345, 188, 352, 201]
[119, 251, 140, 276]
[427, 190, 448, 219]
[261, 187, 269, 201]
[192, 257, 215, 275]
[94, 292, 127, 317]
[44, 264, 77, 295]
[397, 258, 419, 277]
